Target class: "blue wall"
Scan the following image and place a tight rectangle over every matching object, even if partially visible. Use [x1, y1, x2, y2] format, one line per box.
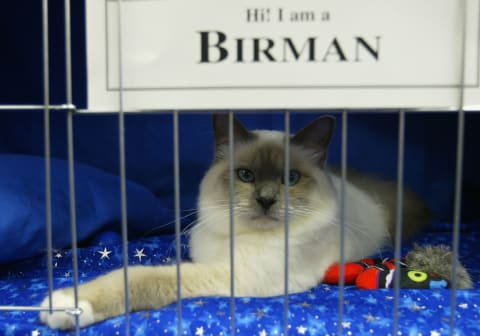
[0, 2, 479, 226]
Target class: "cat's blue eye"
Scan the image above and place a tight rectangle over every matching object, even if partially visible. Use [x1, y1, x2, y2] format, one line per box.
[237, 168, 255, 183]
[284, 170, 301, 186]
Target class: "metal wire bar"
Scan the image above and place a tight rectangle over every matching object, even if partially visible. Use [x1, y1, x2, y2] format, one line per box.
[228, 111, 236, 336]
[337, 110, 348, 336]
[64, 1, 81, 334]
[0, 306, 83, 313]
[73, 107, 467, 114]
[449, 1, 468, 334]
[64, 0, 72, 104]
[42, 0, 54, 319]
[450, 110, 465, 335]
[116, 0, 131, 334]
[173, 110, 183, 334]
[283, 111, 291, 336]
[66, 107, 80, 335]
[0, 104, 76, 110]
[392, 110, 406, 335]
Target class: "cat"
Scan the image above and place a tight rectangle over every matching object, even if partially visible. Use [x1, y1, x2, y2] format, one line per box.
[39, 114, 431, 329]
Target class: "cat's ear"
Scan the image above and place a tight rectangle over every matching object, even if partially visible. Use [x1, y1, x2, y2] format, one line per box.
[292, 116, 336, 165]
[212, 114, 253, 160]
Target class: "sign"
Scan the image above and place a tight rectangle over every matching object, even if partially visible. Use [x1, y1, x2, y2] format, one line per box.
[86, 0, 480, 111]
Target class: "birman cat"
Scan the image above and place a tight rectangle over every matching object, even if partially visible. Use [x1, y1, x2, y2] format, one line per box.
[40, 114, 430, 329]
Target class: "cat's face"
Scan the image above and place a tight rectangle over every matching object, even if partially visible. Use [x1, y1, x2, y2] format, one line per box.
[197, 115, 337, 235]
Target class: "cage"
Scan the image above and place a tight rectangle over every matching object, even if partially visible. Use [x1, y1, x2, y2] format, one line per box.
[0, 1, 479, 335]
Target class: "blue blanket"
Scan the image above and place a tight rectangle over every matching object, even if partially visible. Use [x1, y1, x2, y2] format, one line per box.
[0, 225, 478, 336]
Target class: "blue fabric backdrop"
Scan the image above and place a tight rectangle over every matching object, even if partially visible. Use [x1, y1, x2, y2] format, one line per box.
[1, 2, 479, 228]
[0, 111, 479, 226]
[1, 1, 479, 227]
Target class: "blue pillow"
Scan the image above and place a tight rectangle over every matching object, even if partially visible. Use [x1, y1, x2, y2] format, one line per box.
[0, 154, 173, 263]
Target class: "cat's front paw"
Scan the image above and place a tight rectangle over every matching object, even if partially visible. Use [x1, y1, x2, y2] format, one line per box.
[39, 290, 95, 330]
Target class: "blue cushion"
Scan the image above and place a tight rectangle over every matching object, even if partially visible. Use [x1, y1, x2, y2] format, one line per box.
[0, 154, 173, 263]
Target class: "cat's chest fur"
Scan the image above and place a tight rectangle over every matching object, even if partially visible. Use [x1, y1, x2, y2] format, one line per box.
[190, 171, 389, 295]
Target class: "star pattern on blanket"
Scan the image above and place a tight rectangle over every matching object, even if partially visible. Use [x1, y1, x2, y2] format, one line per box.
[133, 248, 146, 262]
[363, 312, 380, 323]
[298, 301, 312, 308]
[296, 325, 308, 334]
[411, 303, 426, 312]
[97, 247, 112, 259]
[0, 233, 478, 336]
[254, 308, 268, 320]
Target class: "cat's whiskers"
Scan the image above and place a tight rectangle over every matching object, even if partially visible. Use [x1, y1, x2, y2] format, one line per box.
[144, 203, 237, 238]
[280, 205, 375, 257]
[165, 200, 384, 263]
[141, 210, 201, 238]
[163, 211, 233, 259]
[156, 205, 234, 251]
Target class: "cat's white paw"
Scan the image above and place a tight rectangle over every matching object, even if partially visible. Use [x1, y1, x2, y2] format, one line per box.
[39, 291, 95, 330]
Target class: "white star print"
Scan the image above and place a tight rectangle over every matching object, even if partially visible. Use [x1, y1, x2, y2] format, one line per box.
[259, 330, 268, 336]
[297, 325, 307, 334]
[97, 247, 112, 259]
[55, 252, 62, 258]
[134, 248, 147, 261]
[341, 321, 351, 328]
[31, 330, 40, 336]
[195, 326, 204, 335]
[255, 308, 268, 319]
[430, 331, 441, 336]
[458, 303, 468, 309]
[363, 313, 379, 322]
[411, 303, 426, 311]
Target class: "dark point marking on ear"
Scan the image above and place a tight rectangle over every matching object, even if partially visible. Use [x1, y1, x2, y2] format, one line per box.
[212, 113, 254, 160]
[292, 115, 336, 165]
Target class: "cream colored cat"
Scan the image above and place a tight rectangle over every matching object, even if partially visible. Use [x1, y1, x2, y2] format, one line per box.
[40, 115, 430, 329]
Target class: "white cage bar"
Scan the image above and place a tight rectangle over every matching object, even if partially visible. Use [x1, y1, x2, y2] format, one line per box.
[42, 0, 54, 322]
[283, 111, 291, 335]
[392, 110, 406, 335]
[337, 110, 348, 336]
[116, 0, 131, 334]
[228, 111, 236, 335]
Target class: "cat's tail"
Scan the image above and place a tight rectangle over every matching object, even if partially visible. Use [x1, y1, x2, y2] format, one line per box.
[381, 185, 433, 243]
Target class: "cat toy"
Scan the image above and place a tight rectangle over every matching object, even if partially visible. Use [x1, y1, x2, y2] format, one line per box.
[323, 244, 473, 289]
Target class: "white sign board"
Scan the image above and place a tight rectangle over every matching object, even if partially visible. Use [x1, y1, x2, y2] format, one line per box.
[86, 0, 480, 111]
